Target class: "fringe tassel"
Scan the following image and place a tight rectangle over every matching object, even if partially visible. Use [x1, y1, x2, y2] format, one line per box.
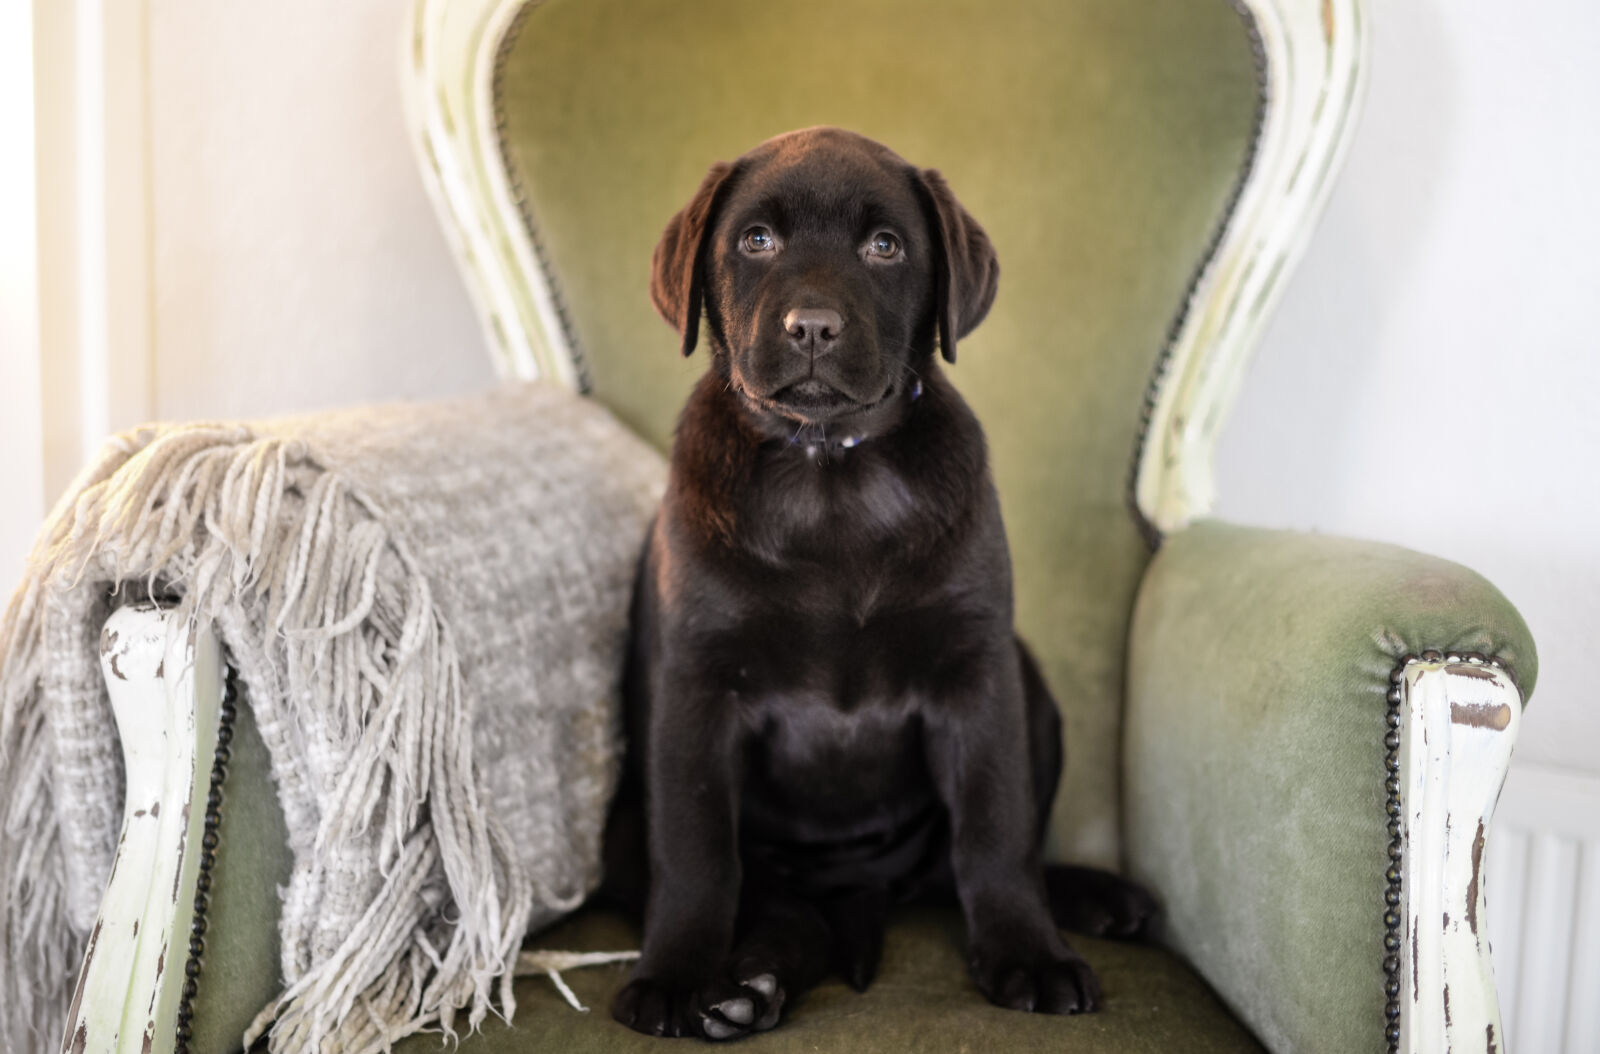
[0, 423, 542, 1052]
[514, 949, 640, 1012]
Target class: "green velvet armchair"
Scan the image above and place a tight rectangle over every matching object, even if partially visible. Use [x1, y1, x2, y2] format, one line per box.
[60, 0, 1539, 1051]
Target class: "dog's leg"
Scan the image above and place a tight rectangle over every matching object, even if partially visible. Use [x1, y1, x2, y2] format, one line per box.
[818, 885, 890, 992]
[611, 672, 748, 1039]
[596, 556, 655, 918]
[1017, 635, 1064, 844]
[620, 871, 832, 1041]
[693, 881, 835, 1039]
[1014, 637, 1161, 940]
[924, 643, 1102, 1015]
[595, 766, 649, 916]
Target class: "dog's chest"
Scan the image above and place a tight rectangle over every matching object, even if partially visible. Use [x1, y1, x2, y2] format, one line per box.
[744, 692, 928, 815]
[727, 585, 984, 706]
[747, 449, 930, 563]
[725, 595, 983, 841]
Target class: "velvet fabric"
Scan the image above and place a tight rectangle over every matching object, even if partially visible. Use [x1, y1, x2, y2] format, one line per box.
[189, 687, 292, 1054]
[1123, 521, 1538, 1053]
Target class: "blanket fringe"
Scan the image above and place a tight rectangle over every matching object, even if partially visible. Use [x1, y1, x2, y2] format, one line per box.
[1, 424, 540, 1051]
[514, 949, 640, 1012]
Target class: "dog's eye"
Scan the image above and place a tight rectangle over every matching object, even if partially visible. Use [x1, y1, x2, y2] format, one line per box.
[866, 232, 902, 259]
[741, 227, 776, 253]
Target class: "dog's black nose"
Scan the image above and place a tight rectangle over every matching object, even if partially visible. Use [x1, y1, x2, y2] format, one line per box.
[783, 307, 844, 350]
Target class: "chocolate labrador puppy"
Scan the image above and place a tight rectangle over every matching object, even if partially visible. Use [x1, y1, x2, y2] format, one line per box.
[602, 127, 1156, 1040]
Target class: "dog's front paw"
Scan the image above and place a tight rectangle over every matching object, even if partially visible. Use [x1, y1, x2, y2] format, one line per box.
[612, 976, 699, 1038]
[612, 965, 786, 1040]
[970, 949, 1102, 1015]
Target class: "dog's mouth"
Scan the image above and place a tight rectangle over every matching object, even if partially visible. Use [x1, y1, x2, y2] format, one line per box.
[772, 379, 849, 409]
[747, 378, 895, 424]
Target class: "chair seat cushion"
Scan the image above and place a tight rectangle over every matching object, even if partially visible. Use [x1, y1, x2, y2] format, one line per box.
[399, 907, 1264, 1053]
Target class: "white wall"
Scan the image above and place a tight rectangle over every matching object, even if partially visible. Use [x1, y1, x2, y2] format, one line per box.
[146, 0, 493, 424]
[0, 3, 45, 584]
[3, 0, 492, 585]
[1215, 2, 1600, 776]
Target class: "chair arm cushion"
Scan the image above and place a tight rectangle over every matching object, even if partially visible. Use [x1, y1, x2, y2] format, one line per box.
[1123, 520, 1537, 1054]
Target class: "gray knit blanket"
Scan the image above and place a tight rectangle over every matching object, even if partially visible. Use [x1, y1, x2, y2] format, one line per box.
[0, 383, 665, 1052]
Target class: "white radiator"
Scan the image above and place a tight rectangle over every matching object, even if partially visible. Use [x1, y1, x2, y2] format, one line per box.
[1485, 762, 1600, 1053]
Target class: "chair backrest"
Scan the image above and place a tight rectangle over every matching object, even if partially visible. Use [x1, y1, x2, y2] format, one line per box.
[409, 0, 1367, 865]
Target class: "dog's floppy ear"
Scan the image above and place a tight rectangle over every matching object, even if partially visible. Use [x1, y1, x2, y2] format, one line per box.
[651, 160, 742, 357]
[915, 169, 999, 364]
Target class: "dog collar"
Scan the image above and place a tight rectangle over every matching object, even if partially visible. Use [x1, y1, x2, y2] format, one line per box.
[787, 379, 922, 456]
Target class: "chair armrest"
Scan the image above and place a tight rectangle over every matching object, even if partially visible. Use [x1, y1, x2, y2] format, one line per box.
[1124, 520, 1537, 1054]
[63, 604, 288, 1054]
[64, 603, 223, 1054]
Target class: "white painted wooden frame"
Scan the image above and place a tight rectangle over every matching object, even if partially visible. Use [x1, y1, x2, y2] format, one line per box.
[400, 0, 581, 387]
[1133, 0, 1370, 534]
[1400, 659, 1521, 1054]
[62, 605, 222, 1054]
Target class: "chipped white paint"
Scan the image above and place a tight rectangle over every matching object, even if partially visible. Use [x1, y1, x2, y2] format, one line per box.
[1400, 660, 1520, 1054]
[400, 0, 580, 388]
[1134, 0, 1371, 533]
[62, 605, 221, 1054]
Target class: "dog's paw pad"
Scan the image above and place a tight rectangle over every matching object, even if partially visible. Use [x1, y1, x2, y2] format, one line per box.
[731, 966, 785, 1031]
[702, 1017, 742, 1040]
[711, 995, 755, 1025]
[742, 972, 778, 1000]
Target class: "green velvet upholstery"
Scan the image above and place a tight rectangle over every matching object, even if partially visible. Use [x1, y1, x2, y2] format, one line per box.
[494, 0, 1263, 865]
[189, 690, 292, 1054]
[1123, 521, 1538, 1053]
[391, 908, 1264, 1054]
